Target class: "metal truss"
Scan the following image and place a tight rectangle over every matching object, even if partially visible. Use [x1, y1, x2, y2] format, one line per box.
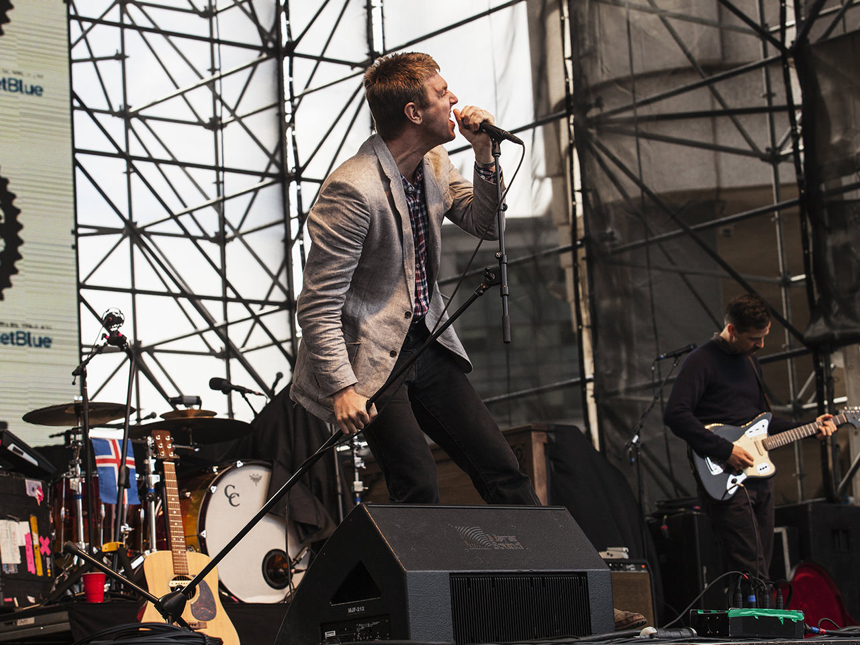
[70, 0, 294, 419]
[567, 0, 860, 503]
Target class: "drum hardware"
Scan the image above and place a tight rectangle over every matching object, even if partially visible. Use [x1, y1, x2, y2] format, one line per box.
[42, 308, 140, 602]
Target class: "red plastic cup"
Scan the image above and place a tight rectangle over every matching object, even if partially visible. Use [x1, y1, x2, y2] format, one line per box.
[82, 572, 106, 602]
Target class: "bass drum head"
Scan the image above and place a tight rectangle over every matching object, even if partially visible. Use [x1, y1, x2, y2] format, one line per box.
[197, 461, 307, 603]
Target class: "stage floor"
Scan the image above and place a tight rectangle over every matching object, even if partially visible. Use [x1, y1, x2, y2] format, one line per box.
[1, 601, 858, 645]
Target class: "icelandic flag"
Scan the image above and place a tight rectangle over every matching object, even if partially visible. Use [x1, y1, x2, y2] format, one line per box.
[91, 438, 140, 505]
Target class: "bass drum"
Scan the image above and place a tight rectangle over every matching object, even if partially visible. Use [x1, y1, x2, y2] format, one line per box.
[180, 461, 308, 603]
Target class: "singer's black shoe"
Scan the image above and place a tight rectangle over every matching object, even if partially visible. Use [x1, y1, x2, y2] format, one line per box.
[614, 608, 648, 631]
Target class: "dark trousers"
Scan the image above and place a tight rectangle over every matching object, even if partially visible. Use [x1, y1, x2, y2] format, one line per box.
[700, 478, 774, 578]
[362, 320, 540, 505]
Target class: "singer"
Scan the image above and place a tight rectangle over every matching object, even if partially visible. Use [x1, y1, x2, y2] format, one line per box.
[290, 52, 539, 506]
[663, 293, 836, 576]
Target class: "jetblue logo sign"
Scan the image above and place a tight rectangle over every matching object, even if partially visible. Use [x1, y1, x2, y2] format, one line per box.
[0, 73, 44, 97]
[0, 323, 54, 349]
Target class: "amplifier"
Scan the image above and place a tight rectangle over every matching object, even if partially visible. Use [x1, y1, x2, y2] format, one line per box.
[605, 560, 656, 627]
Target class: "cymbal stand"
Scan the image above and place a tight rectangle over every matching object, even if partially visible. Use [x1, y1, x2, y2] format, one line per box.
[67, 439, 87, 551]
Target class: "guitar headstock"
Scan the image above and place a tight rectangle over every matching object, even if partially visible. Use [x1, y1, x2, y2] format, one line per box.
[841, 407, 860, 429]
[152, 429, 176, 461]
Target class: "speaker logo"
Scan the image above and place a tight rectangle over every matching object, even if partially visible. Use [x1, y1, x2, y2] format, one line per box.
[454, 526, 524, 550]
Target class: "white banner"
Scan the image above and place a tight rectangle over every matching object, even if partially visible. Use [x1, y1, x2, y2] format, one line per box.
[0, 0, 79, 447]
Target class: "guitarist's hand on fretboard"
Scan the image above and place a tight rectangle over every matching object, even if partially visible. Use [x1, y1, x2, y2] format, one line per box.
[814, 413, 837, 440]
[726, 444, 754, 471]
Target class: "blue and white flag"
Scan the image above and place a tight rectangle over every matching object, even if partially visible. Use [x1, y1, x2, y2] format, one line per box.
[91, 438, 140, 505]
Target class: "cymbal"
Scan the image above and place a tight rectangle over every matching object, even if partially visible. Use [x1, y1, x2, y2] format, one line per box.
[160, 409, 217, 420]
[129, 417, 251, 444]
[23, 402, 133, 427]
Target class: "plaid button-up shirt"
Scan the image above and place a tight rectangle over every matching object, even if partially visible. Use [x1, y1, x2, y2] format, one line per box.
[400, 162, 496, 319]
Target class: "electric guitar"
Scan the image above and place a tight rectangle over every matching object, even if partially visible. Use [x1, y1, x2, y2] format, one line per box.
[140, 431, 239, 645]
[692, 407, 860, 501]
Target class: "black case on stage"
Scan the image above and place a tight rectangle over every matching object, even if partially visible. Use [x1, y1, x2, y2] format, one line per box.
[0, 471, 54, 609]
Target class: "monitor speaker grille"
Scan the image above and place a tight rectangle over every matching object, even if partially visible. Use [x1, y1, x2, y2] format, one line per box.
[450, 572, 592, 645]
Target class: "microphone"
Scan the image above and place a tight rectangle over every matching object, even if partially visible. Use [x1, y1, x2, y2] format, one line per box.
[102, 308, 125, 330]
[479, 121, 523, 145]
[101, 308, 128, 348]
[208, 377, 264, 397]
[656, 343, 697, 361]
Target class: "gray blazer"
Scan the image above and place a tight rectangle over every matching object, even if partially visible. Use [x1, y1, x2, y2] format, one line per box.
[290, 135, 500, 423]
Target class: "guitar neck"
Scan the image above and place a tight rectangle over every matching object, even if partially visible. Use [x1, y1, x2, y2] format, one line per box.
[762, 412, 846, 451]
[162, 461, 189, 576]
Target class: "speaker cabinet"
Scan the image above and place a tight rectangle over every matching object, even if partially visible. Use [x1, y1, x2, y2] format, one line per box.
[276, 504, 613, 645]
[647, 510, 724, 614]
[775, 502, 860, 619]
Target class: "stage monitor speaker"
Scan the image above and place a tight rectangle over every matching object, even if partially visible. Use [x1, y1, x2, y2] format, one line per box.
[276, 504, 613, 645]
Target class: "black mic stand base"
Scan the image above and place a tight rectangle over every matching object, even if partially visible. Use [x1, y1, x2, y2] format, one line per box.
[62, 542, 191, 629]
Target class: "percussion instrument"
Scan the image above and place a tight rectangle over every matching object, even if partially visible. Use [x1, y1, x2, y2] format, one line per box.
[176, 461, 307, 603]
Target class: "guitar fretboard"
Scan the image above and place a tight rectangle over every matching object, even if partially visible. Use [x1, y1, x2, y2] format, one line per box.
[762, 412, 850, 451]
[162, 461, 189, 576]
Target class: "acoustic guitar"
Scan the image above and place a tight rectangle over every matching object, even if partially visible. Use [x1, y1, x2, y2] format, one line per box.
[692, 407, 860, 501]
[139, 430, 239, 645]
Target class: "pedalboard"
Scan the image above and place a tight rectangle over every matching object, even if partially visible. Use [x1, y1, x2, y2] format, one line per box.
[690, 608, 805, 639]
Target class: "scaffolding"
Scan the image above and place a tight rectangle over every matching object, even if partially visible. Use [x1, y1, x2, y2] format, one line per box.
[567, 0, 860, 507]
[68, 0, 859, 507]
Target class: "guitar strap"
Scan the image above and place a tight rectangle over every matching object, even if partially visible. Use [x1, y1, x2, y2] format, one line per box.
[748, 356, 773, 413]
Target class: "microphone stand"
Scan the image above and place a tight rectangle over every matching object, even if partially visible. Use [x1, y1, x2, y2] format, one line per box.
[488, 137, 511, 344]
[109, 331, 136, 572]
[622, 354, 684, 557]
[156, 267, 503, 619]
[237, 391, 258, 416]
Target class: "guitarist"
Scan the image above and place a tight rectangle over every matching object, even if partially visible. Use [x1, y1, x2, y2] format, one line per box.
[663, 293, 837, 578]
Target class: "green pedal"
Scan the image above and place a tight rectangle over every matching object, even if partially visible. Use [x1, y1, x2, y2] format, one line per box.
[690, 608, 805, 639]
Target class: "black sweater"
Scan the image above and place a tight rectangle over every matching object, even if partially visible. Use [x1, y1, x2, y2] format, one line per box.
[663, 338, 800, 461]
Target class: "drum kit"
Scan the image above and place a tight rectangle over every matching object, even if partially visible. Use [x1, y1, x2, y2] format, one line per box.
[22, 400, 309, 604]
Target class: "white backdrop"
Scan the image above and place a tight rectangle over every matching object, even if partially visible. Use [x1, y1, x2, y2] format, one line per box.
[0, 0, 79, 446]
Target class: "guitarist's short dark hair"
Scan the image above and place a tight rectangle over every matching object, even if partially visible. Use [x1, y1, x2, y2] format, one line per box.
[725, 293, 771, 332]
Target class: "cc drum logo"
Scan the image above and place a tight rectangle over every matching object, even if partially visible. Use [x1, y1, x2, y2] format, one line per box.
[223, 484, 240, 507]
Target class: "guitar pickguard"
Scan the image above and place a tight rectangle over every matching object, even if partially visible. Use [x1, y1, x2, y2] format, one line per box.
[189, 580, 217, 622]
[704, 457, 724, 476]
